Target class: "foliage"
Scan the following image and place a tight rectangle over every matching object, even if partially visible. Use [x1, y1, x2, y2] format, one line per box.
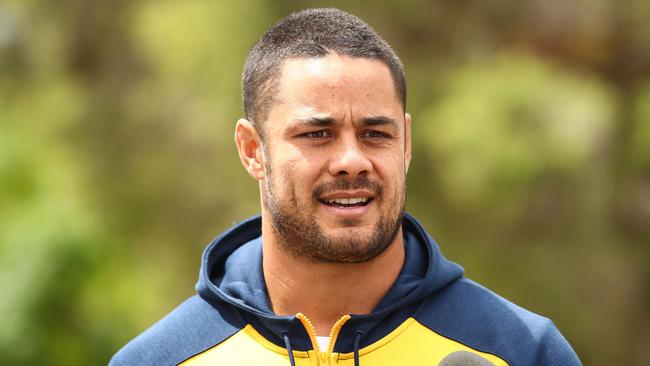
[0, 0, 648, 364]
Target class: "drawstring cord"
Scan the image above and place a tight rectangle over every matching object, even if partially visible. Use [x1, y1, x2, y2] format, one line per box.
[353, 330, 363, 366]
[282, 331, 296, 366]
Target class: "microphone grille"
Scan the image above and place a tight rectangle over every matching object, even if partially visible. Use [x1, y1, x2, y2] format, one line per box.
[438, 350, 496, 366]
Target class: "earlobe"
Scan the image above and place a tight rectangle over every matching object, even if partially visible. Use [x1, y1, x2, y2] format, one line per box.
[404, 113, 412, 174]
[235, 118, 265, 180]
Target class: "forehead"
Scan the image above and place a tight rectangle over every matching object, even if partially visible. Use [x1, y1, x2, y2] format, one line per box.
[271, 54, 402, 119]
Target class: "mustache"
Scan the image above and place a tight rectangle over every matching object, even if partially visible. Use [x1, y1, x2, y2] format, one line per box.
[312, 176, 383, 199]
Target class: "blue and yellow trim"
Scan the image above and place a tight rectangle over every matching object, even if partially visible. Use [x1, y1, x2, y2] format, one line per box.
[180, 318, 508, 365]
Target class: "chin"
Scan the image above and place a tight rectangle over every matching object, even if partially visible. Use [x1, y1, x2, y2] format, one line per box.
[327, 226, 371, 237]
[321, 213, 378, 227]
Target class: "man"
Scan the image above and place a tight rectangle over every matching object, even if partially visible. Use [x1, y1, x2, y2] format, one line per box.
[111, 8, 581, 365]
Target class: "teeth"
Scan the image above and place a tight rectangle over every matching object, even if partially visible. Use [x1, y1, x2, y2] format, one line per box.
[325, 197, 369, 205]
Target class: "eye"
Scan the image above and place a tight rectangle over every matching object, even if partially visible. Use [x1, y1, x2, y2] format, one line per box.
[362, 130, 390, 139]
[303, 130, 332, 139]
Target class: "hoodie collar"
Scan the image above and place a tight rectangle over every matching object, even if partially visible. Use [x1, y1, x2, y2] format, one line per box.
[196, 213, 464, 352]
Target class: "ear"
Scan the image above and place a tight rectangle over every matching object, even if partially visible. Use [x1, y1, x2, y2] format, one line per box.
[404, 112, 412, 174]
[235, 118, 265, 180]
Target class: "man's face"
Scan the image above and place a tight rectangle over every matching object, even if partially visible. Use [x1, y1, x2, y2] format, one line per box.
[259, 53, 411, 263]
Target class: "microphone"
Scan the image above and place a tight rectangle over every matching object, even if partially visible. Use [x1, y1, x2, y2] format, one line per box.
[438, 351, 496, 366]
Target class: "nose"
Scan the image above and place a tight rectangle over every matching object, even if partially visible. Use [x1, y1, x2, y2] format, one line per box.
[328, 135, 372, 178]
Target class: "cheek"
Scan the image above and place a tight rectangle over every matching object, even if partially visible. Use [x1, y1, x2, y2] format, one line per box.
[373, 154, 406, 179]
[279, 147, 324, 182]
[267, 161, 306, 197]
[281, 162, 318, 190]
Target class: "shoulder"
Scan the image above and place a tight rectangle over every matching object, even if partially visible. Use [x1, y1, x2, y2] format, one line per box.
[415, 278, 581, 365]
[109, 295, 243, 366]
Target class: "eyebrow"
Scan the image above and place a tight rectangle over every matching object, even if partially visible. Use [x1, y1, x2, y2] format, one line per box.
[360, 116, 399, 127]
[295, 117, 335, 126]
[292, 116, 399, 127]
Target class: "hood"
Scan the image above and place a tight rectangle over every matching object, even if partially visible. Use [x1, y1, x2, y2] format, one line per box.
[196, 212, 464, 353]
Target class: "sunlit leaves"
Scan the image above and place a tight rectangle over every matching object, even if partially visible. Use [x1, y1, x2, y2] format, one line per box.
[420, 53, 614, 210]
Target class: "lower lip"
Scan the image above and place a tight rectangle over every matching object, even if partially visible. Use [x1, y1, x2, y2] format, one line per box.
[320, 201, 372, 219]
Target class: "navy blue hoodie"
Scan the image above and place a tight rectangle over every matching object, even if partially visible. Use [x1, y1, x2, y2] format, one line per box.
[110, 213, 581, 365]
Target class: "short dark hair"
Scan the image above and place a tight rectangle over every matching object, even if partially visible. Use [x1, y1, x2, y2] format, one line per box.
[242, 8, 406, 136]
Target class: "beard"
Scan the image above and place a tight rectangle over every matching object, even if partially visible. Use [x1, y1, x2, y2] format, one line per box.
[263, 164, 405, 264]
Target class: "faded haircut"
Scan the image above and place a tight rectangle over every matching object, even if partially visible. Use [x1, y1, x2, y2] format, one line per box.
[242, 8, 406, 137]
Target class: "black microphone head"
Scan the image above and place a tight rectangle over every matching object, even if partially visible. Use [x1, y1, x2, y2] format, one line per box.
[438, 351, 496, 366]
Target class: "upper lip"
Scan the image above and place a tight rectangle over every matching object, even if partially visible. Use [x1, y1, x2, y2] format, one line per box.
[319, 190, 374, 200]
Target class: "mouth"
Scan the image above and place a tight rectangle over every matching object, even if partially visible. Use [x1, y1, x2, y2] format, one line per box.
[316, 189, 377, 221]
[319, 197, 373, 208]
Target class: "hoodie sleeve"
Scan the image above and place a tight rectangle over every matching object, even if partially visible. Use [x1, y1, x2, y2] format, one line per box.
[533, 319, 581, 366]
[108, 296, 242, 366]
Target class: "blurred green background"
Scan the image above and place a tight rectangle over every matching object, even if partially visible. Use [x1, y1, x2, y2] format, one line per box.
[1, 0, 649, 364]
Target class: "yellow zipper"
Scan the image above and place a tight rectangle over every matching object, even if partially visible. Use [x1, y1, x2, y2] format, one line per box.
[296, 313, 322, 353]
[327, 315, 351, 353]
[296, 313, 352, 363]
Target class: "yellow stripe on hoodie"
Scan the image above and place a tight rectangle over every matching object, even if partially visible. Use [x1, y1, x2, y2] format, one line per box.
[181, 319, 507, 366]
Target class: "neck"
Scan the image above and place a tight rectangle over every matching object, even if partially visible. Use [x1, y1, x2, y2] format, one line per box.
[262, 218, 405, 336]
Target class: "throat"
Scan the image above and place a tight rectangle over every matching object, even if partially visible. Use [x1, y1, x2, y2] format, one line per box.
[262, 232, 406, 336]
[261, 211, 406, 334]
